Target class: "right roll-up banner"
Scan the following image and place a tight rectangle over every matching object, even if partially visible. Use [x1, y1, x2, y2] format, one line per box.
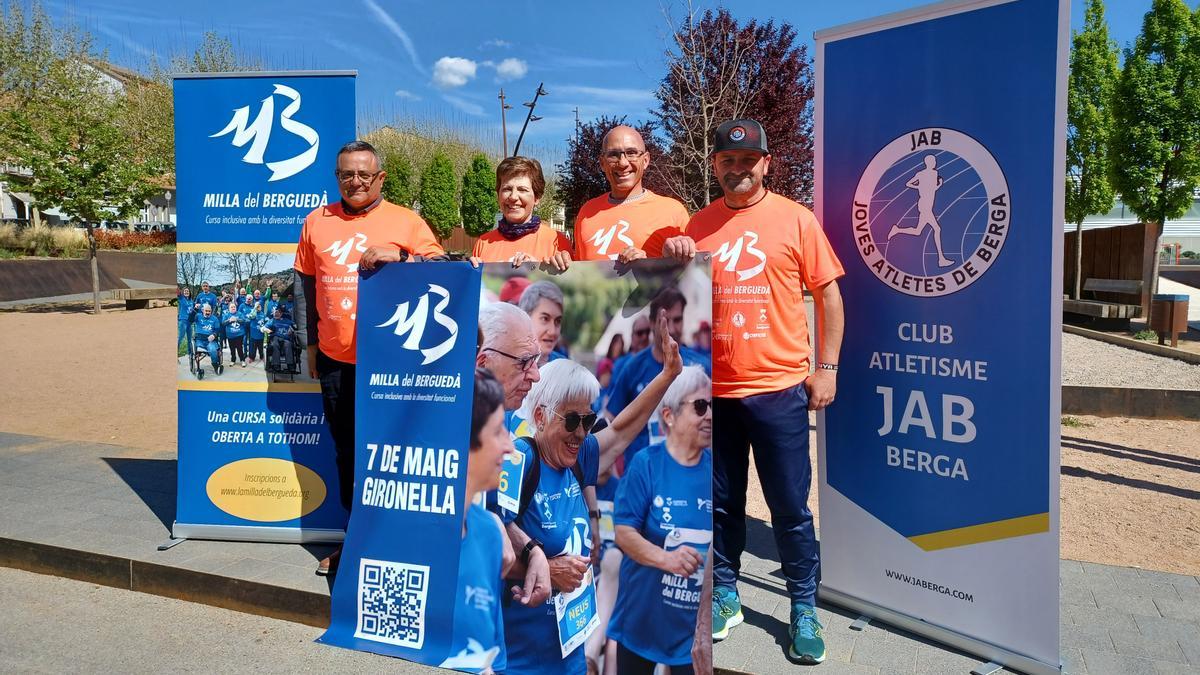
[815, 1, 1065, 674]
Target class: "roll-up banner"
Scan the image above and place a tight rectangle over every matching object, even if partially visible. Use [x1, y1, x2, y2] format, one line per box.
[815, 1, 1065, 673]
[173, 72, 356, 543]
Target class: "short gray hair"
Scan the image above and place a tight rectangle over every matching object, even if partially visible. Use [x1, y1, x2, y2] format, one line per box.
[660, 365, 710, 414]
[518, 280, 564, 314]
[478, 301, 531, 350]
[521, 359, 600, 424]
[336, 140, 383, 171]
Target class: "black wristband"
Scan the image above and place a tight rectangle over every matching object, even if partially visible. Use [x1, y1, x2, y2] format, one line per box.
[589, 510, 601, 520]
[520, 538, 544, 564]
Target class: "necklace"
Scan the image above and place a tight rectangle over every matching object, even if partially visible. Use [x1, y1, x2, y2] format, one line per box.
[725, 190, 768, 210]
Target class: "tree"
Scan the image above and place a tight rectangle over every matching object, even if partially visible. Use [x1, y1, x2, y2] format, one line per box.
[460, 153, 495, 236]
[535, 176, 564, 227]
[1066, 0, 1120, 299]
[419, 152, 459, 239]
[555, 115, 670, 224]
[1109, 0, 1200, 314]
[176, 252, 214, 293]
[381, 150, 416, 207]
[1, 5, 158, 313]
[653, 5, 814, 212]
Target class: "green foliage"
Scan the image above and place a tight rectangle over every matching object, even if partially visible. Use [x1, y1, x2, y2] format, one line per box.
[460, 154, 496, 237]
[1060, 416, 1091, 428]
[1132, 329, 1159, 341]
[534, 177, 564, 227]
[171, 31, 263, 73]
[381, 151, 417, 207]
[1065, 0, 1119, 227]
[539, 266, 637, 353]
[419, 152, 460, 238]
[1182, 250, 1197, 259]
[1109, 0, 1200, 228]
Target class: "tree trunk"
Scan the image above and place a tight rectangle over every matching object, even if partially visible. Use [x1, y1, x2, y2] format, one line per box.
[87, 223, 101, 315]
[31, 207, 42, 229]
[1145, 220, 1164, 329]
[1073, 221, 1083, 299]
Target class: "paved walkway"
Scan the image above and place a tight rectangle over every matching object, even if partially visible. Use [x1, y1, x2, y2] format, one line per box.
[1, 431, 1197, 674]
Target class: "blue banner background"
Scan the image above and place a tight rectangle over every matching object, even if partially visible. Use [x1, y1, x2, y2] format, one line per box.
[174, 74, 354, 243]
[319, 262, 482, 667]
[822, 0, 1057, 540]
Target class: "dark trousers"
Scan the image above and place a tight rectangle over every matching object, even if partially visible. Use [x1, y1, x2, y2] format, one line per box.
[712, 382, 819, 606]
[616, 642, 694, 675]
[228, 335, 245, 362]
[317, 350, 356, 513]
[249, 337, 264, 361]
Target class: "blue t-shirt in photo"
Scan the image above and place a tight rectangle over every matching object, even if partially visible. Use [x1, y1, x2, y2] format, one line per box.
[607, 443, 712, 666]
[604, 346, 710, 464]
[223, 308, 247, 338]
[194, 313, 219, 339]
[441, 503, 507, 674]
[496, 435, 599, 675]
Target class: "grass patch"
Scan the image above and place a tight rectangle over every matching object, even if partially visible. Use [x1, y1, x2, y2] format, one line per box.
[1131, 329, 1158, 341]
[1061, 416, 1092, 428]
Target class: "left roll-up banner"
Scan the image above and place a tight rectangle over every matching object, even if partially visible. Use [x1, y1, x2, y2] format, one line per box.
[173, 72, 356, 543]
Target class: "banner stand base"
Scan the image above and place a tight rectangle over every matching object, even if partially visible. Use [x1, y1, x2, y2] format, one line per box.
[157, 536, 187, 551]
[972, 662, 1004, 675]
[819, 585, 1061, 675]
[171, 522, 345, 545]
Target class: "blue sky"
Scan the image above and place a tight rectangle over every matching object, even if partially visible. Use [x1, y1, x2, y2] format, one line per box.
[46, 0, 1157, 166]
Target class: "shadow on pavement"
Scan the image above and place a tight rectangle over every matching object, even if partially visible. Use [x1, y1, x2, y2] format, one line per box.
[101, 457, 177, 530]
[1062, 435, 1200, 469]
[1061, 464, 1200, 500]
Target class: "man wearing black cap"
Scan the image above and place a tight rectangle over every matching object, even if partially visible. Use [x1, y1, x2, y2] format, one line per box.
[665, 119, 846, 664]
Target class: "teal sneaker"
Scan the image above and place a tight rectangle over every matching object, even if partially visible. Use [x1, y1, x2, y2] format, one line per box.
[787, 603, 826, 663]
[712, 585, 744, 641]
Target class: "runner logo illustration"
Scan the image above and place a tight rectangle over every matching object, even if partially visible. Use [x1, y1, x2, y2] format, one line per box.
[210, 83, 319, 182]
[713, 231, 767, 281]
[323, 233, 368, 273]
[852, 128, 1009, 297]
[377, 284, 459, 365]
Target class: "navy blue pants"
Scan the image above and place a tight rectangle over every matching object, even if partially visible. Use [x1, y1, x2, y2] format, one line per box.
[317, 350, 356, 513]
[712, 382, 819, 606]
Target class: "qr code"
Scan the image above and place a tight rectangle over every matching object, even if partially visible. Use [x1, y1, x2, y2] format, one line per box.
[354, 557, 430, 649]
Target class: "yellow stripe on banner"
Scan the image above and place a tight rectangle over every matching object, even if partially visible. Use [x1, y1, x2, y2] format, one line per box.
[176, 242, 296, 254]
[177, 381, 321, 394]
[907, 513, 1050, 551]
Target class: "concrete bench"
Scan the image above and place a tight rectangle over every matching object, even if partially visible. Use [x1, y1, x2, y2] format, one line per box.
[1063, 278, 1143, 320]
[111, 287, 175, 310]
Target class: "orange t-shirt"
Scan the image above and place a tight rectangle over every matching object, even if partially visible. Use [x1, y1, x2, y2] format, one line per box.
[687, 192, 844, 398]
[472, 224, 571, 262]
[294, 200, 444, 364]
[573, 190, 689, 260]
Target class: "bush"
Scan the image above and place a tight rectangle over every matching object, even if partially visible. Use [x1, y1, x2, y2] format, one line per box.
[94, 229, 176, 250]
[0, 223, 86, 257]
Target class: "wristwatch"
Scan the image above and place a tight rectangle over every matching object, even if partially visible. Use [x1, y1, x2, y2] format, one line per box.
[588, 510, 601, 520]
[520, 538, 544, 564]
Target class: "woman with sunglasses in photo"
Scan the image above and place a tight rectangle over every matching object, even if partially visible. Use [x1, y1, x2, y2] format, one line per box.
[498, 311, 683, 675]
[607, 365, 712, 674]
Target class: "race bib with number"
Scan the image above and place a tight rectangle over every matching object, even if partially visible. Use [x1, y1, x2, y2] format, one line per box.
[554, 565, 599, 657]
[496, 449, 526, 514]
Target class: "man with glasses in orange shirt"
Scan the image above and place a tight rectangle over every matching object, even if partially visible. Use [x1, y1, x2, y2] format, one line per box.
[293, 140, 445, 576]
[574, 125, 689, 262]
[664, 119, 845, 665]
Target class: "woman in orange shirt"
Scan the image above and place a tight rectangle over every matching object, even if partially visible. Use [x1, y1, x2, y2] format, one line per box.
[472, 156, 572, 271]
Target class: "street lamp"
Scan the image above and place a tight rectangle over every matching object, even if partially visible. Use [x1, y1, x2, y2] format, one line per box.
[512, 83, 547, 157]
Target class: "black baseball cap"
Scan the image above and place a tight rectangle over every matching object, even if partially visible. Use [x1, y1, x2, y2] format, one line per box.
[713, 119, 768, 155]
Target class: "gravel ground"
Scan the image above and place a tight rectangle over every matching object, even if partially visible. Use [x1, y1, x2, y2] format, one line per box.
[1061, 332, 1200, 389]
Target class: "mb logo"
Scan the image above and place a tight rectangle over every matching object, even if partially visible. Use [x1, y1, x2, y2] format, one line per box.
[588, 220, 634, 259]
[323, 233, 368, 274]
[211, 83, 319, 182]
[714, 231, 767, 281]
[377, 284, 459, 365]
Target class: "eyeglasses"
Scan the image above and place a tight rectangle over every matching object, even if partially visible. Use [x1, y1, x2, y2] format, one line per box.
[482, 347, 539, 373]
[334, 170, 382, 184]
[548, 408, 599, 433]
[602, 148, 645, 164]
[682, 399, 711, 416]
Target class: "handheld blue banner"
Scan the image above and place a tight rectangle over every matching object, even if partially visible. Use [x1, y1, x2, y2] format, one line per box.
[319, 261, 482, 668]
[173, 72, 356, 543]
[815, 1, 1065, 673]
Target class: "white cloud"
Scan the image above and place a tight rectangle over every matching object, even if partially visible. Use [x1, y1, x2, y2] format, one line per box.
[494, 58, 528, 82]
[394, 89, 421, 101]
[480, 39, 512, 50]
[432, 57, 478, 89]
[441, 94, 485, 117]
[362, 0, 425, 75]
[554, 85, 656, 106]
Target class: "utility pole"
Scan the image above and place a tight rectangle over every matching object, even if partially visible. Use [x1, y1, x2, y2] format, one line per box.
[573, 107, 580, 145]
[498, 89, 513, 156]
[512, 82, 547, 157]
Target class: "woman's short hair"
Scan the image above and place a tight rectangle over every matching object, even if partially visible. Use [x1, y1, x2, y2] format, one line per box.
[518, 280, 563, 314]
[661, 365, 711, 415]
[520, 359, 599, 425]
[496, 156, 546, 199]
[471, 368, 506, 449]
